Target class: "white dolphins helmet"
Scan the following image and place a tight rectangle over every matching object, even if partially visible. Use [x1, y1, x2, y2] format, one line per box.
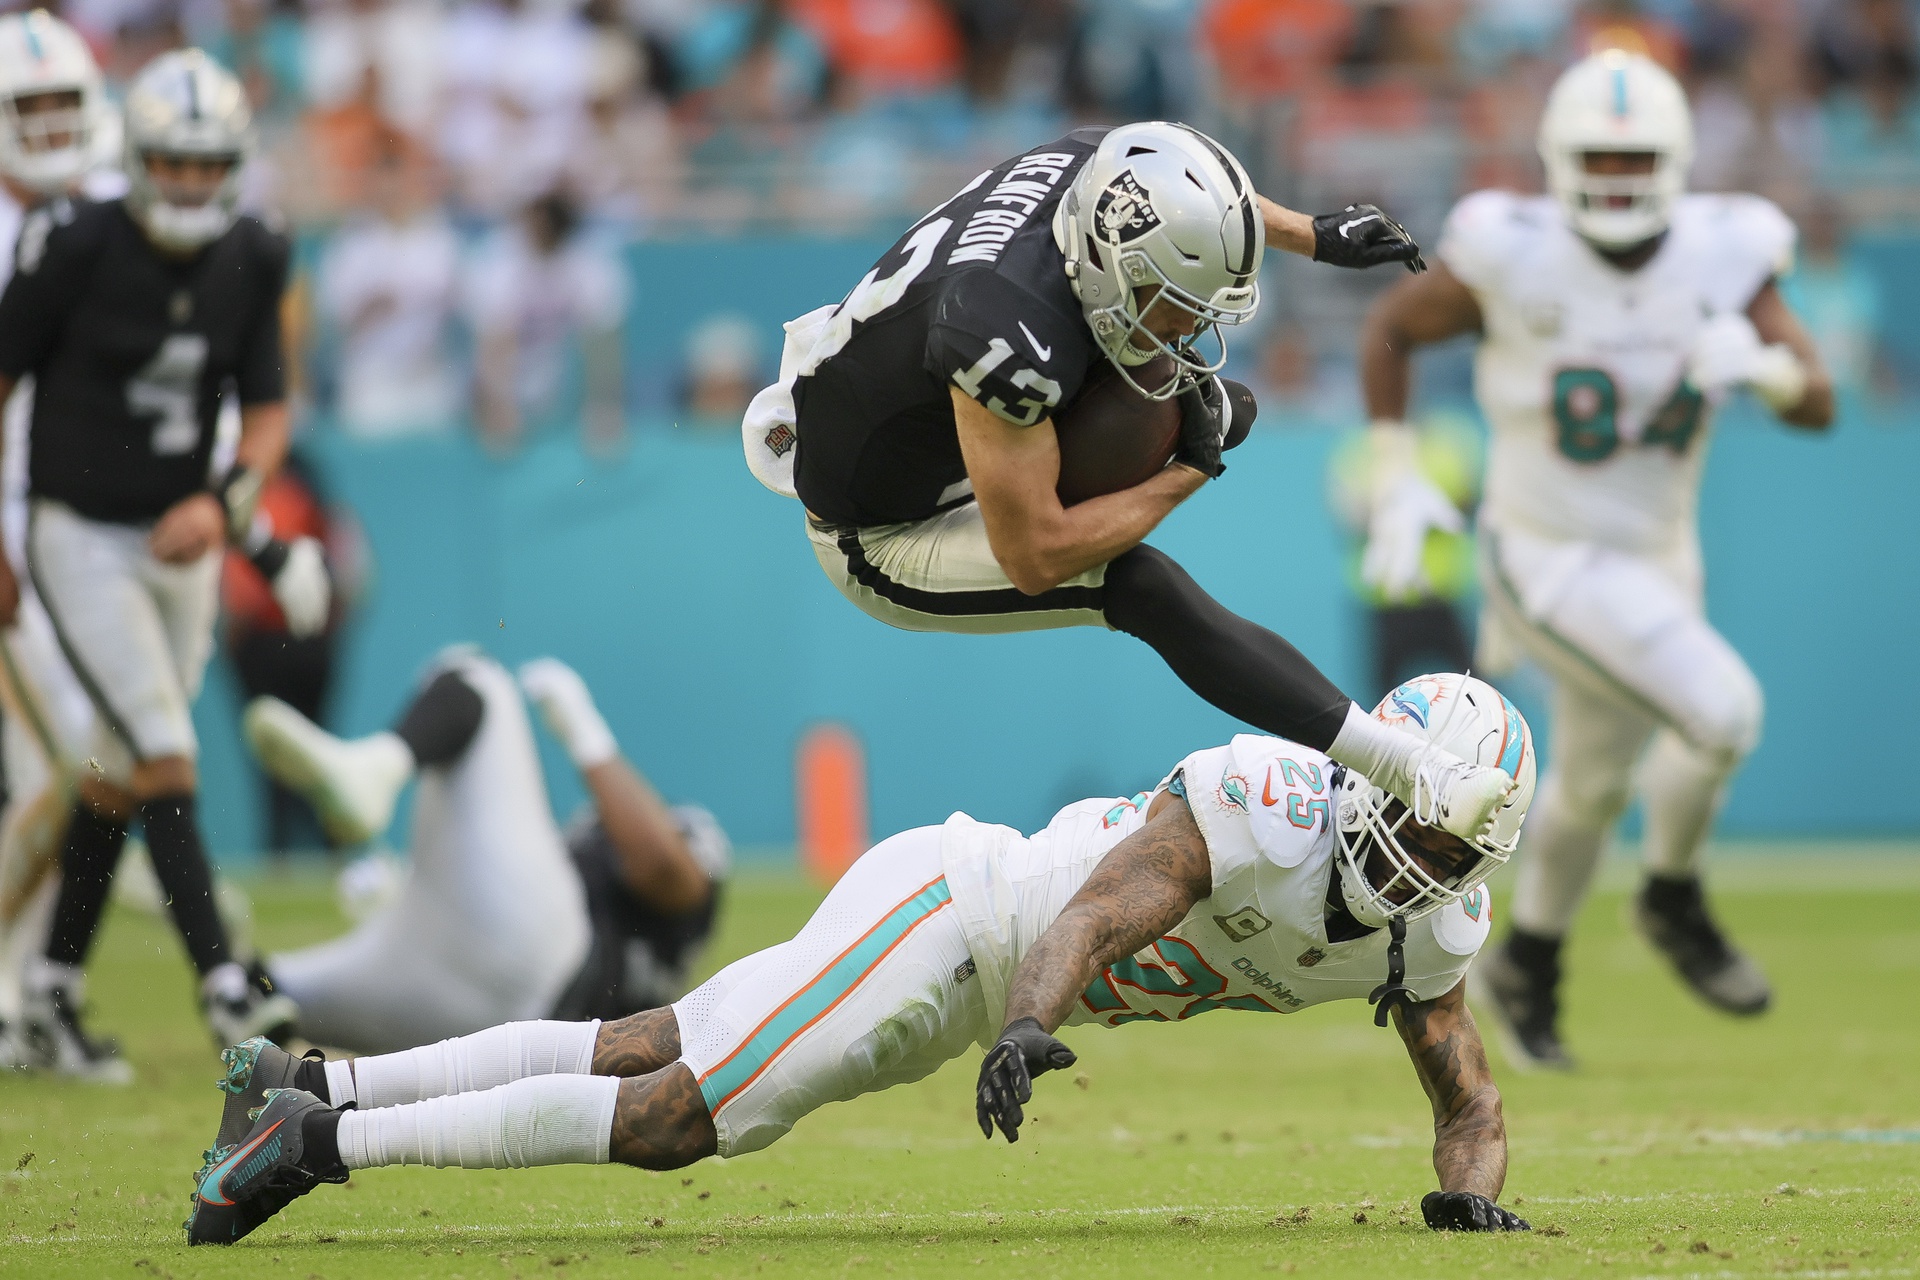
[123, 49, 252, 253]
[1335, 673, 1536, 927]
[1052, 122, 1263, 400]
[0, 11, 109, 197]
[1538, 49, 1693, 250]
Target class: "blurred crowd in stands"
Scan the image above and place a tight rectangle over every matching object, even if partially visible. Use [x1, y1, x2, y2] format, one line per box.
[47, 0, 1920, 439]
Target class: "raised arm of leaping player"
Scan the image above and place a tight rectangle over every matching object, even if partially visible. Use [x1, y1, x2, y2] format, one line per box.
[976, 791, 1210, 1142]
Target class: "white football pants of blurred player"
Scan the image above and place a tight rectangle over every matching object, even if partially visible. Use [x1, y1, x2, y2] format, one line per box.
[1480, 526, 1763, 937]
[0, 556, 100, 1023]
[271, 653, 590, 1053]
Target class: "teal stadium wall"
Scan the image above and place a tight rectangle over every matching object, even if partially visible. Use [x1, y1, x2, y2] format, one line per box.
[191, 238, 1920, 859]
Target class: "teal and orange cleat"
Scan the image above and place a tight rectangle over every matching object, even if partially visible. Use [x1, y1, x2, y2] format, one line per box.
[186, 1088, 346, 1246]
[214, 1036, 328, 1150]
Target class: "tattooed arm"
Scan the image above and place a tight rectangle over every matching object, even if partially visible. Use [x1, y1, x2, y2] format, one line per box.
[1000, 791, 1213, 1032]
[1392, 979, 1507, 1198]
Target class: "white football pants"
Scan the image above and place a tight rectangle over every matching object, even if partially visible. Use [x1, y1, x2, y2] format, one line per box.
[1481, 526, 1763, 938]
[675, 823, 988, 1157]
[271, 652, 591, 1053]
[25, 499, 218, 777]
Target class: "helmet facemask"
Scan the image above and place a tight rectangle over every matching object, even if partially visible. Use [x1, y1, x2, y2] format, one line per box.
[1, 87, 92, 194]
[1537, 49, 1694, 252]
[1335, 782, 1501, 928]
[123, 50, 253, 254]
[1545, 146, 1685, 250]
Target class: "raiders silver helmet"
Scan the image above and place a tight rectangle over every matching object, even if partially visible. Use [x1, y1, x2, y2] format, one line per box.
[1052, 122, 1263, 400]
[123, 49, 252, 253]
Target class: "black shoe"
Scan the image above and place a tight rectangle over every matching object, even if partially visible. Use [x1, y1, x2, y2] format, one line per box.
[1634, 875, 1771, 1015]
[214, 1036, 329, 1149]
[20, 984, 133, 1084]
[202, 963, 300, 1050]
[1468, 932, 1574, 1071]
[186, 1088, 346, 1246]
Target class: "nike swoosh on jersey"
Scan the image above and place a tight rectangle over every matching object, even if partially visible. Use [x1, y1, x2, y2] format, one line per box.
[1018, 321, 1053, 362]
[198, 1117, 289, 1206]
[1339, 214, 1382, 239]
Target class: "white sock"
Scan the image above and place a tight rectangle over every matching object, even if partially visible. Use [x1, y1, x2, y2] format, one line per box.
[324, 1058, 358, 1108]
[1327, 703, 1429, 801]
[1638, 732, 1735, 878]
[336, 1074, 620, 1170]
[348, 1020, 601, 1109]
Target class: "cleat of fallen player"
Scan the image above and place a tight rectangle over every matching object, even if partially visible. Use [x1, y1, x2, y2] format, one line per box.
[1356, 50, 1829, 1064]
[214, 1036, 329, 1150]
[177, 675, 1533, 1237]
[186, 1087, 347, 1246]
[243, 696, 411, 846]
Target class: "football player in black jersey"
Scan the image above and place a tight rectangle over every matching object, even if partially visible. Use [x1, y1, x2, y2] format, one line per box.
[231, 650, 724, 1054]
[0, 10, 129, 1077]
[0, 50, 328, 1077]
[745, 121, 1516, 848]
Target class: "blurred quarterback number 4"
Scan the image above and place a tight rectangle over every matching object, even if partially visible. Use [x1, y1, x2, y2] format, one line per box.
[1553, 367, 1704, 463]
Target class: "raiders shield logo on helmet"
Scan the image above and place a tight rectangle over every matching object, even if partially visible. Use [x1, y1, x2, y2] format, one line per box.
[1094, 172, 1162, 244]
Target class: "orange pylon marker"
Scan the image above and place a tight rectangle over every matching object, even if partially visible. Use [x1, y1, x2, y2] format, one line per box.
[796, 723, 870, 884]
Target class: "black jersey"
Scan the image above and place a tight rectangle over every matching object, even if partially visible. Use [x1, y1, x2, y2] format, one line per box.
[0, 198, 289, 524]
[548, 814, 722, 1022]
[792, 128, 1112, 528]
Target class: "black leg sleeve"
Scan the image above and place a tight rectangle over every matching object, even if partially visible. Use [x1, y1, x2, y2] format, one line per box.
[1102, 545, 1353, 750]
[138, 792, 230, 976]
[392, 669, 486, 768]
[43, 802, 131, 967]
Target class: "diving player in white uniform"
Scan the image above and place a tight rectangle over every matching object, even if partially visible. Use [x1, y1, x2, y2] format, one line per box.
[185, 673, 1538, 1244]
[239, 649, 728, 1054]
[1354, 51, 1833, 1069]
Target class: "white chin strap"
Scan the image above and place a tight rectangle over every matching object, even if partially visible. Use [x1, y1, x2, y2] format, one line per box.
[140, 201, 233, 252]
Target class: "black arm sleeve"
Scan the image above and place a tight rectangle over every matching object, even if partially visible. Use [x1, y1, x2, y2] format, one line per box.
[234, 224, 291, 405]
[0, 201, 94, 378]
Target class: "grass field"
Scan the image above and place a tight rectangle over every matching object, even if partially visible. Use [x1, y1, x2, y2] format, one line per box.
[3, 848, 1918, 1278]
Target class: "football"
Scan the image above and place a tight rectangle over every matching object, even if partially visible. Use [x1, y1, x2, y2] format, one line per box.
[1053, 356, 1182, 506]
[1053, 358, 1259, 505]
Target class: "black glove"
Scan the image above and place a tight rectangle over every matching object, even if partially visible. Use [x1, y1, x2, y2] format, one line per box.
[975, 1017, 1076, 1143]
[1421, 1191, 1531, 1232]
[1312, 204, 1427, 273]
[1173, 375, 1227, 480]
[1221, 379, 1257, 451]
